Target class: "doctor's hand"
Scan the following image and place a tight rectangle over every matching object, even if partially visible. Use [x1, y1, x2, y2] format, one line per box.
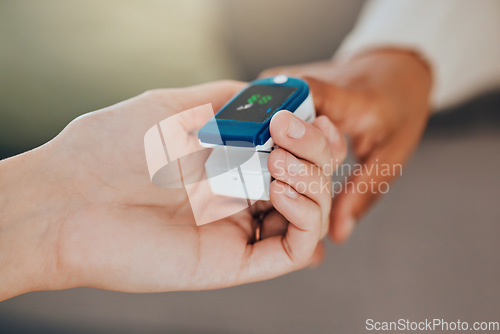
[260, 49, 432, 242]
[0, 80, 344, 301]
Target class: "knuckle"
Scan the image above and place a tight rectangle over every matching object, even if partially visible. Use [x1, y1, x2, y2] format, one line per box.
[300, 205, 322, 232]
[217, 79, 244, 87]
[267, 149, 287, 177]
[281, 237, 309, 267]
[313, 207, 323, 231]
[141, 88, 167, 98]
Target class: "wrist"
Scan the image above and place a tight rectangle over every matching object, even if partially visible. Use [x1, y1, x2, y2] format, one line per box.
[0, 146, 69, 300]
[332, 48, 432, 94]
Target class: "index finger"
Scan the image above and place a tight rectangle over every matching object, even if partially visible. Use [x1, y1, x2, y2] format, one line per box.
[270, 110, 345, 170]
[237, 180, 324, 283]
[304, 76, 361, 125]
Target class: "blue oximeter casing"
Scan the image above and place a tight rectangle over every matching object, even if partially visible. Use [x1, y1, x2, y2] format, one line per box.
[198, 76, 312, 151]
[198, 75, 315, 200]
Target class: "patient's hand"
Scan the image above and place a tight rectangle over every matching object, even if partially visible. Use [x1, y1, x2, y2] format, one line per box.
[0, 80, 345, 300]
[260, 49, 432, 242]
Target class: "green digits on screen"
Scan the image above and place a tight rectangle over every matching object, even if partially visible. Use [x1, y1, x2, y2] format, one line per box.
[248, 94, 272, 105]
[216, 84, 297, 123]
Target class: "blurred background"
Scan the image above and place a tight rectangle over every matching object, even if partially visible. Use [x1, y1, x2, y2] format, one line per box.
[0, 0, 362, 157]
[1, 0, 499, 333]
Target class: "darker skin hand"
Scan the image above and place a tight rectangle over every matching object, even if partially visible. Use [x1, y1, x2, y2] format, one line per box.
[260, 49, 432, 242]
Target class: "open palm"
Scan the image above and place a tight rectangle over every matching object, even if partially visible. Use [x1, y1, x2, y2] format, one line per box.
[40, 81, 328, 293]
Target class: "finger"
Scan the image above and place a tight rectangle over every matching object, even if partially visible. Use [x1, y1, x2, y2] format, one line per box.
[143, 80, 247, 117]
[304, 77, 366, 131]
[189, 80, 247, 111]
[258, 67, 284, 79]
[312, 115, 348, 166]
[259, 211, 325, 268]
[258, 60, 336, 79]
[270, 112, 346, 239]
[329, 122, 422, 243]
[304, 76, 344, 120]
[260, 210, 288, 239]
[240, 180, 323, 281]
[268, 148, 330, 211]
[268, 148, 331, 238]
[308, 241, 325, 268]
[269, 180, 322, 262]
[258, 65, 308, 79]
[270, 110, 335, 169]
[310, 116, 348, 237]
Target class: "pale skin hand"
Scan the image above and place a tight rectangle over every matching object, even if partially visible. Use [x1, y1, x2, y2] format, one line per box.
[260, 49, 432, 242]
[0, 81, 346, 301]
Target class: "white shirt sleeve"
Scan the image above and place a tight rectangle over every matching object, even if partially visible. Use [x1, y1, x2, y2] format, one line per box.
[334, 0, 500, 111]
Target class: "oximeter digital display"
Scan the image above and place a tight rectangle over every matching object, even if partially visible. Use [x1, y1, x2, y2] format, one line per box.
[215, 85, 297, 123]
[198, 75, 315, 200]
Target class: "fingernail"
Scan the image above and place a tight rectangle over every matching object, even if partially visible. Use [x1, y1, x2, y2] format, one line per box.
[340, 216, 356, 240]
[288, 116, 305, 139]
[284, 186, 298, 199]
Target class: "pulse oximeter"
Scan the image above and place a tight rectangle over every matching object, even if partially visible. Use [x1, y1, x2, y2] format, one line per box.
[198, 75, 315, 200]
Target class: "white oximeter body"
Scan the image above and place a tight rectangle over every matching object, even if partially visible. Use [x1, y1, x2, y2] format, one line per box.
[198, 75, 315, 200]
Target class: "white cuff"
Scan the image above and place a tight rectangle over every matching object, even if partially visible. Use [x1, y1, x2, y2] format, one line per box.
[334, 0, 500, 111]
